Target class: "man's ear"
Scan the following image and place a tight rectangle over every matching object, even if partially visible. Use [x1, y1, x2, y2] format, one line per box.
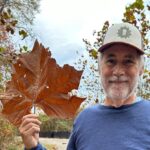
[98, 52, 102, 75]
[139, 66, 144, 76]
[98, 62, 101, 74]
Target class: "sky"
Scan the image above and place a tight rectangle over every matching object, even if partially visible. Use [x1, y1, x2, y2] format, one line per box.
[33, 0, 136, 66]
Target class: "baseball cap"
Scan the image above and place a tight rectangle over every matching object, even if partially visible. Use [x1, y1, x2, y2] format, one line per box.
[98, 23, 144, 54]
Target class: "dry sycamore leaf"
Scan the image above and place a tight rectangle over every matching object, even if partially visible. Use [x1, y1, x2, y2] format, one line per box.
[0, 40, 85, 127]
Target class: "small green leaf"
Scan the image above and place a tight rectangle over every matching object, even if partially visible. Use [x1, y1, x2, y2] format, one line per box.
[19, 30, 28, 39]
[10, 20, 18, 27]
[0, 47, 6, 52]
[89, 49, 98, 59]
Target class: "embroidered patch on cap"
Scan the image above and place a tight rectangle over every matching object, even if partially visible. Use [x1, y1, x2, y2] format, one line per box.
[117, 26, 131, 38]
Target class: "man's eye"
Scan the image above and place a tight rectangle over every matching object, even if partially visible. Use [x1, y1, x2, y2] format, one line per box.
[106, 59, 116, 65]
[125, 60, 134, 64]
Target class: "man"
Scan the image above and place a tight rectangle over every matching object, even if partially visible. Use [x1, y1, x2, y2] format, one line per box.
[19, 23, 150, 150]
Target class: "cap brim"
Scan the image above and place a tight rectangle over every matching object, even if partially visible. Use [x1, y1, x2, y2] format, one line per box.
[98, 42, 144, 55]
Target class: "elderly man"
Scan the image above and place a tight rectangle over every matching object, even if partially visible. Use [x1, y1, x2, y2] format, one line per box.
[19, 23, 149, 150]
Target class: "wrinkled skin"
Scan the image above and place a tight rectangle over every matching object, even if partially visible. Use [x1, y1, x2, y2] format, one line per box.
[19, 114, 41, 149]
[98, 44, 144, 107]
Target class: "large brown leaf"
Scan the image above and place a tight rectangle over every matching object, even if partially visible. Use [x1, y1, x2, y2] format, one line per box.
[0, 40, 85, 127]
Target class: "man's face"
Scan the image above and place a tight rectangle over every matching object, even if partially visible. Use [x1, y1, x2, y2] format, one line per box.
[98, 44, 143, 101]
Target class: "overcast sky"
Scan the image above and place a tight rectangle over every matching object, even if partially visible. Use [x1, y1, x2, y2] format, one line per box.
[33, 0, 136, 65]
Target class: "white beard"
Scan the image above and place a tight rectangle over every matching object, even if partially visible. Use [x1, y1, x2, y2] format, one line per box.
[101, 75, 139, 102]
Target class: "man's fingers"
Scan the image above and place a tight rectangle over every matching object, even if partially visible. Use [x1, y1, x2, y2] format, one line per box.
[21, 125, 40, 136]
[19, 114, 41, 137]
[21, 117, 41, 127]
[19, 122, 40, 135]
[19, 114, 41, 149]
[20, 114, 41, 128]
[22, 114, 38, 120]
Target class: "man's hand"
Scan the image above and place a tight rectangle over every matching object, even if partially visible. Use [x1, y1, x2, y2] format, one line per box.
[19, 114, 41, 149]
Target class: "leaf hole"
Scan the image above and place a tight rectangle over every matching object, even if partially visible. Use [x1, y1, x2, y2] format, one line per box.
[24, 74, 26, 78]
[46, 85, 49, 89]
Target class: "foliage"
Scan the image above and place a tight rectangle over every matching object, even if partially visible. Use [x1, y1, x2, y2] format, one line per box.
[83, 21, 110, 57]
[78, 0, 150, 104]
[123, 0, 150, 51]
[0, 0, 41, 38]
[0, 115, 18, 149]
[0, 22, 15, 91]
[39, 114, 73, 132]
[0, 0, 41, 91]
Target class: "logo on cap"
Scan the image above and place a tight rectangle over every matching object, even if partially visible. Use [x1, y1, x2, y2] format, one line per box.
[117, 26, 131, 38]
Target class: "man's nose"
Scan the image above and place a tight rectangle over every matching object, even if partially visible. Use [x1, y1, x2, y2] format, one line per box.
[112, 64, 125, 76]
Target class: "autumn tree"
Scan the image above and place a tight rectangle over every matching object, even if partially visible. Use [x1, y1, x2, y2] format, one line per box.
[78, 0, 150, 105]
[0, 0, 41, 146]
[0, 9, 16, 91]
[0, 0, 41, 91]
[0, 0, 41, 38]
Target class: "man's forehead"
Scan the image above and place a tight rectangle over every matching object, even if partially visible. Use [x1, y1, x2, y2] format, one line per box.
[102, 44, 139, 57]
[105, 53, 136, 58]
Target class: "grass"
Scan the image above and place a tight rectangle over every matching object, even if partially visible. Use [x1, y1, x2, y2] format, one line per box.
[39, 114, 73, 132]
